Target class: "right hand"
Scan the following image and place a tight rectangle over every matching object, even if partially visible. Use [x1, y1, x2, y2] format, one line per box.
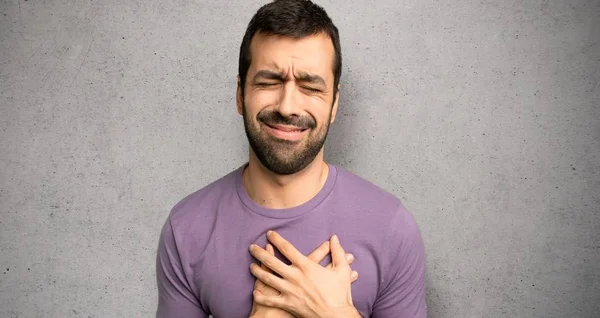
[249, 241, 359, 318]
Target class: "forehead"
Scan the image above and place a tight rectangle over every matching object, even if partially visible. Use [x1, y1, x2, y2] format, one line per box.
[248, 32, 335, 81]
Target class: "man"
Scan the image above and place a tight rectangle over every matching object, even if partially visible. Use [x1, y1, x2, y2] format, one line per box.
[155, 1, 427, 317]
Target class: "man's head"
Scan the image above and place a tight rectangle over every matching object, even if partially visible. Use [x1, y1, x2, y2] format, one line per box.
[236, 0, 342, 175]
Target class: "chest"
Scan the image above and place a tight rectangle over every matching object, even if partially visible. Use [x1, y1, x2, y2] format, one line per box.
[193, 228, 380, 318]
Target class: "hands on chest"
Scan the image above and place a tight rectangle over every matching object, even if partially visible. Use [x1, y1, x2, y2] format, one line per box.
[248, 231, 362, 318]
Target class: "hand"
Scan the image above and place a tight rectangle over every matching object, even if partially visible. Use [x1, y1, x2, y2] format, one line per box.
[249, 231, 360, 318]
[250, 240, 358, 318]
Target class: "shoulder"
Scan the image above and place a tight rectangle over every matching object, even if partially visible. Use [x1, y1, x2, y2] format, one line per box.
[166, 166, 241, 238]
[333, 165, 405, 216]
[332, 164, 422, 242]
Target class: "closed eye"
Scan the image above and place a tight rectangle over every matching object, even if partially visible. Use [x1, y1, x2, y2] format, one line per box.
[255, 83, 280, 88]
[302, 86, 322, 93]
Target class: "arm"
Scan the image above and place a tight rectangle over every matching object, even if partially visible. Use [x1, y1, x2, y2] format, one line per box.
[372, 204, 427, 318]
[155, 217, 209, 318]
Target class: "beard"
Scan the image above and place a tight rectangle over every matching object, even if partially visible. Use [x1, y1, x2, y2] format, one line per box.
[242, 103, 332, 175]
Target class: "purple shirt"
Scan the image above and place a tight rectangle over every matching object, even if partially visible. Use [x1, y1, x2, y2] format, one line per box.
[156, 163, 427, 318]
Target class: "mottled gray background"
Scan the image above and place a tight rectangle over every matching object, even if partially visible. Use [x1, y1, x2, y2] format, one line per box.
[1, 0, 599, 317]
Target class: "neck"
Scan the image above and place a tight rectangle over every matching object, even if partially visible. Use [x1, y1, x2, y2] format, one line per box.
[242, 150, 329, 209]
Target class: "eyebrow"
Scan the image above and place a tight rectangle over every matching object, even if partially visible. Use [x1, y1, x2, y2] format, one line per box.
[252, 70, 284, 82]
[252, 70, 326, 87]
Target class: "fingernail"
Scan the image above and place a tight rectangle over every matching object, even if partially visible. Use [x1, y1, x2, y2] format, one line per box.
[267, 230, 273, 237]
[332, 234, 339, 244]
[346, 254, 354, 262]
[351, 271, 358, 279]
[249, 244, 255, 251]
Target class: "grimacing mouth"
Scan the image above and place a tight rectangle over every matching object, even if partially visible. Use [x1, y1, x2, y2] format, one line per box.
[261, 121, 309, 132]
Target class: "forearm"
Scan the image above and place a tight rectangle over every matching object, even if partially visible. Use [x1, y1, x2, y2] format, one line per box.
[327, 306, 362, 318]
[249, 312, 292, 318]
[249, 306, 361, 318]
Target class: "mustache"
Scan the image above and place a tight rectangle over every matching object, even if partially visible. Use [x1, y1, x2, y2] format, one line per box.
[257, 111, 316, 130]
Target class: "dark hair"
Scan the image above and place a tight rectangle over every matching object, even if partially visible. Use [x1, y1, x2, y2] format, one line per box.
[238, 0, 342, 99]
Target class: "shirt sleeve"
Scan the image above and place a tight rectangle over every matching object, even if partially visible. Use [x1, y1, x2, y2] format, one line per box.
[371, 204, 427, 318]
[155, 217, 209, 318]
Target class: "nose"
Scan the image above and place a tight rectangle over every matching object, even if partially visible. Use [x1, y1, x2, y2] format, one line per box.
[275, 81, 301, 118]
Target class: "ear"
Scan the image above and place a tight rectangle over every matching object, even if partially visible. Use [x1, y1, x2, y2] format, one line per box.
[330, 84, 340, 124]
[236, 76, 243, 115]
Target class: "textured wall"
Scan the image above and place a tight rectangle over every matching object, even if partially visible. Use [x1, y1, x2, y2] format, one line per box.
[1, 0, 598, 317]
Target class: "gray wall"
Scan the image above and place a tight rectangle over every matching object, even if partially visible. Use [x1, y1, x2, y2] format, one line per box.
[1, 0, 598, 317]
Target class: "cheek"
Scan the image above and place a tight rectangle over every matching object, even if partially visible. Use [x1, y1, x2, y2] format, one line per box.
[249, 90, 279, 106]
[243, 95, 267, 116]
[247, 88, 332, 125]
[306, 104, 332, 128]
[299, 95, 331, 122]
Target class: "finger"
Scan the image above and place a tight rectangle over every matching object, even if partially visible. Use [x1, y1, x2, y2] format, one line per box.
[307, 241, 330, 264]
[263, 244, 275, 272]
[325, 253, 354, 269]
[330, 234, 349, 269]
[266, 231, 308, 268]
[255, 244, 276, 291]
[253, 289, 290, 312]
[350, 270, 359, 283]
[249, 243, 291, 278]
[249, 263, 291, 294]
[253, 262, 263, 290]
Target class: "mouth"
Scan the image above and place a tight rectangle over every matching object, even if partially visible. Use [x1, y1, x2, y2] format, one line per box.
[262, 122, 309, 141]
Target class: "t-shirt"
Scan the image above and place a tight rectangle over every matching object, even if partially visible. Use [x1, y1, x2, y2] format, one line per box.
[155, 163, 427, 318]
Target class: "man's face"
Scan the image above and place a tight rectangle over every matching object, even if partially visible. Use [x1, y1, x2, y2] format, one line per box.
[237, 32, 339, 175]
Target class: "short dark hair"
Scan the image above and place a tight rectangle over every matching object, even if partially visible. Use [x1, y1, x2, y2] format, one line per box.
[238, 0, 342, 99]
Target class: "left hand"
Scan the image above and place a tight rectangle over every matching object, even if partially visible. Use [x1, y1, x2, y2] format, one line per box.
[250, 243, 296, 318]
[248, 231, 361, 318]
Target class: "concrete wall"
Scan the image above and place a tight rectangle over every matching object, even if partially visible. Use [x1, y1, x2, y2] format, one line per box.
[1, 0, 598, 317]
